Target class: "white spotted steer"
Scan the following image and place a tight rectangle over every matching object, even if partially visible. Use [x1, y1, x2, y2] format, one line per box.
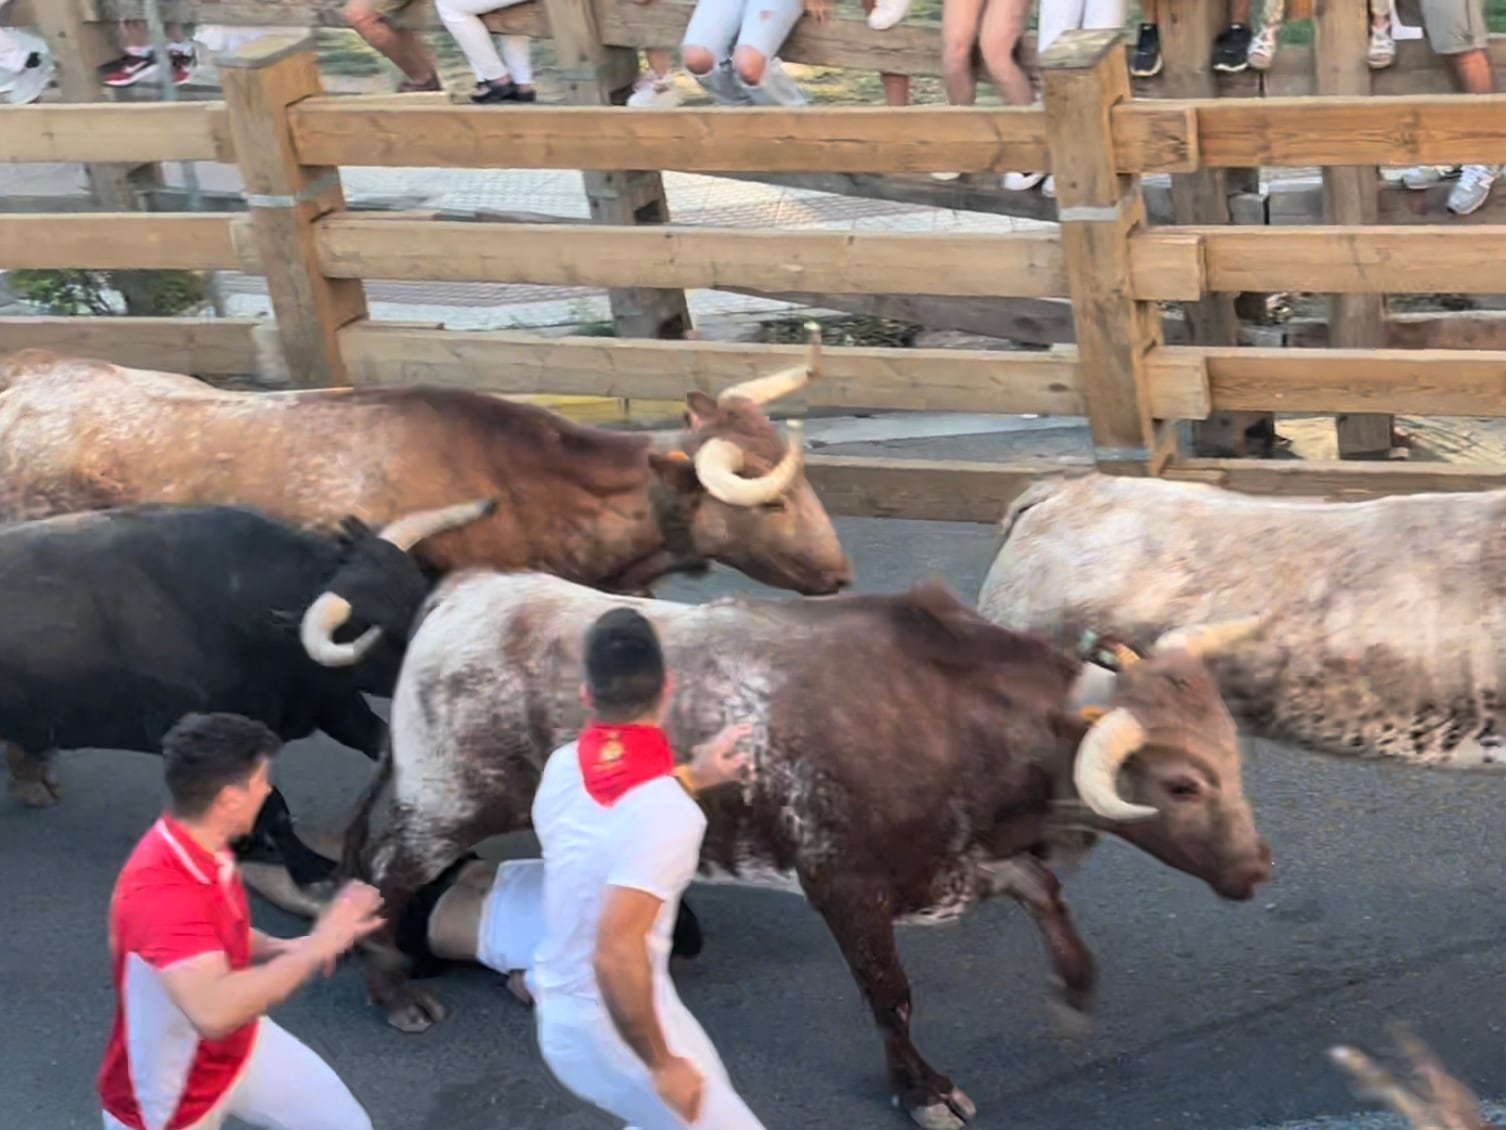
[335, 572, 1273, 1130]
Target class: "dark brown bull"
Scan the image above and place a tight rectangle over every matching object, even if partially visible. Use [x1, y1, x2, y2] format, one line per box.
[0, 331, 850, 597]
[330, 571, 1273, 1129]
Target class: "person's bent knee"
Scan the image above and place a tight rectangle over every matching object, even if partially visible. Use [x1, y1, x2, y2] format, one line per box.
[732, 45, 767, 86]
[345, 0, 382, 31]
[940, 37, 975, 74]
[682, 44, 717, 74]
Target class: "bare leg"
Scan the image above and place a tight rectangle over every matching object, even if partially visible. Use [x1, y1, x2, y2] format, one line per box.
[859, 0, 910, 104]
[975, 0, 1033, 107]
[940, 0, 985, 105]
[344, 0, 439, 89]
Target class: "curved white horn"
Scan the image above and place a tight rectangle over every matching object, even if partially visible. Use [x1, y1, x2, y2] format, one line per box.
[693, 419, 805, 508]
[717, 322, 821, 406]
[1073, 707, 1158, 822]
[377, 497, 498, 552]
[1153, 615, 1266, 661]
[300, 592, 382, 668]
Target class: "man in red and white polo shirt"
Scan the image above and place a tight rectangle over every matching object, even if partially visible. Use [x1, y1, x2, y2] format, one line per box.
[98, 712, 385, 1130]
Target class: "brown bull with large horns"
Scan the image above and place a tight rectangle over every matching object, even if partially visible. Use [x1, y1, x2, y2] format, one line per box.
[0, 327, 851, 597]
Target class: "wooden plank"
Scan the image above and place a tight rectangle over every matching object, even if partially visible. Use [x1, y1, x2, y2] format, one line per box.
[1193, 227, 1506, 294]
[722, 289, 1081, 346]
[1288, 311, 1506, 352]
[220, 34, 367, 387]
[802, 456, 1055, 523]
[1268, 176, 1506, 226]
[337, 324, 1212, 420]
[0, 103, 233, 164]
[0, 316, 260, 375]
[1163, 459, 1506, 499]
[1041, 29, 1164, 476]
[312, 216, 1202, 301]
[0, 214, 242, 270]
[1194, 346, 1506, 417]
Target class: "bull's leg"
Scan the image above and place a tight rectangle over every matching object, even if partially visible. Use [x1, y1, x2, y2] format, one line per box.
[808, 879, 976, 1130]
[238, 788, 341, 891]
[4, 742, 60, 807]
[992, 857, 1096, 1034]
[316, 693, 390, 761]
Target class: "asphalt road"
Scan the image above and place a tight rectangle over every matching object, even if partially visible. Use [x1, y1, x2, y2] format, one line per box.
[6, 511, 1506, 1130]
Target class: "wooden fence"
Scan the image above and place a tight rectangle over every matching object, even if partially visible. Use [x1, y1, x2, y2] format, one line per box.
[6, 14, 1506, 521]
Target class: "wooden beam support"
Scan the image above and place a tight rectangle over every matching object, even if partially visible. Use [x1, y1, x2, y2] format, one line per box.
[0, 316, 261, 376]
[219, 33, 367, 387]
[1041, 29, 1165, 476]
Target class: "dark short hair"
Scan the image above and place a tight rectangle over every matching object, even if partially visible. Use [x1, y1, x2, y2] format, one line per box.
[583, 608, 667, 722]
[162, 713, 280, 819]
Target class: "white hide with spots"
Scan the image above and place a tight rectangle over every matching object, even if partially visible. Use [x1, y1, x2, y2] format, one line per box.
[978, 473, 1506, 768]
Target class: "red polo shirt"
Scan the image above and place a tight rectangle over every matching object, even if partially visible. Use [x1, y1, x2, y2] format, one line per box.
[97, 816, 259, 1130]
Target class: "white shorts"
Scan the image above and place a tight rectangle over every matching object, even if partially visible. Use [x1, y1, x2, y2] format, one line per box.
[476, 858, 547, 996]
[103, 1017, 371, 1130]
[537, 996, 767, 1130]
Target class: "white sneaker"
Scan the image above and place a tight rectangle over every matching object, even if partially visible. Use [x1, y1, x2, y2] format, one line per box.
[743, 56, 806, 107]
[1400, 164, 1458, 190]
[626, 72, 682, 108]
[1003, 171, 1045, 191]
[867, 0, 912, 30]
[2, 54, 53, 105]
[1448, 164, 1499, 216]
[929, 171, 962, 181]
[1368, 24, 1396, 68]
[1042, 175, 1056, 198]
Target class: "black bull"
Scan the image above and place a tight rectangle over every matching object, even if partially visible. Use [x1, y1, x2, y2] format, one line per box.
[0, 499, 493, 879]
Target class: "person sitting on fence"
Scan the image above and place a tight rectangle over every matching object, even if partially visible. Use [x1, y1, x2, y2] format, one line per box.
[1392, 0, 1499, 216]
[98, 18, 196, 87]
[0, 0, 52, 106]
[679, 0, 826, 106]
[1245, 0, 1398, 71]
[435, 0, 537, 103]
[1131, 0, 1269, 77]
[345, 0, 442, 93]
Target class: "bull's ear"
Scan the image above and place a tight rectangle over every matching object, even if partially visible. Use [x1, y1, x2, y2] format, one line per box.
[649, 449, 702, 495]
[685, 390, 720, 429]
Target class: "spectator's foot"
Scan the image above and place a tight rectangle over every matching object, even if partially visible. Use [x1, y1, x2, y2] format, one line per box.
[102, 51, 159, 87]
[1247, 23, 1280, 70]
[867, 0, 912, 31]
[1368, 23, 1396, 68]
[693, 59, 756, 105]
[1042, 174, 1056, 199]
[471, 78, 535, 103]
[626, 72, 682, 108]
[930, 171, 962, 181]
[1129, 23, 1162, 78]
[398, 73, 442, 93]
[1213, 23, 1253, 73]
[1400, 164, 1459, 190]
[1448, 164, 1499, 216]
[1003, 172, 1045, 191]
[5, 51, 53, 106]
[741, 57, 807, 107]
[169, 47, 195, 86]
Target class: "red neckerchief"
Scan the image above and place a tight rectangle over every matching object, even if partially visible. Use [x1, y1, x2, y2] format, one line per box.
[578, 722, 675, 807]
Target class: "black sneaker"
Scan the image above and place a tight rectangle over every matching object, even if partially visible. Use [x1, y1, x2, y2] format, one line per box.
[1213, 23, 1252, 72]
[1129, 22, 1162, 78]
[470, 79, 536, 104]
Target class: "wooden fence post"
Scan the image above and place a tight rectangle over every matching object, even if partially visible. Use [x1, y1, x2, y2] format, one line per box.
[1158, 0, 1274, 459]
[1316, 0, 1392, 459]
[218, 34, 367, 387]
[541, 0, 692, 342]
[1042, 29, 1166, 478]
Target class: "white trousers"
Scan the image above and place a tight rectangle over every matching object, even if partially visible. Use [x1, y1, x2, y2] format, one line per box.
[103, 1017, 372, 1130]
[1035, 0, 1128, 55]
[538, 998, 767, 1130]
[434, 0, 533, 85]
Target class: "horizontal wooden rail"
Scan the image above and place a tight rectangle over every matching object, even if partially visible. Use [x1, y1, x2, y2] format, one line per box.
[309, 217, 1202, 300]
[0, 316, 261, 375]
[338, 323, 1211, 419]
[0, 103, 233, 164]
[1163, 459, 1506, 499]
[0, 214, 243, 271]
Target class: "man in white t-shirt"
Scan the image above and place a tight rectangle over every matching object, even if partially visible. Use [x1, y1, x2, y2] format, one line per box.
[531, 606, 765, 1129]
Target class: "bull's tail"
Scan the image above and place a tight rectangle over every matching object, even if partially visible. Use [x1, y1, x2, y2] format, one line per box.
[340, 736, 394, 882]
[997, 474, 1083, 545]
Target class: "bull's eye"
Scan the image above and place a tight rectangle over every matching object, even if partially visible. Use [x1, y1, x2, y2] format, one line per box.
[1166, 777, 1201, 801]
[759, 498, 787, 513]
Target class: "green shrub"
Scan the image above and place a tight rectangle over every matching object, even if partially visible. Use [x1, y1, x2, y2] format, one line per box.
[8, 268, 208, 317]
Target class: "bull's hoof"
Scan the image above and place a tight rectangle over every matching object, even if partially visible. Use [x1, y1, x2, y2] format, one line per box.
[5, 746, 59, 807]
[900, 1087, 976, 1130]
[381, 986, 447, 1034]
[1047, 974, 1096, 1039]
[8, 774, 59, 807]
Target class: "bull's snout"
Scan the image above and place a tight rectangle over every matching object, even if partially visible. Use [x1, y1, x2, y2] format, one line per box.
[1218, 840, 1273, 902]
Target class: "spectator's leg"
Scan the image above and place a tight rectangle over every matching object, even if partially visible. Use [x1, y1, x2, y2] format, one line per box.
[939, 0, 985, 106]
[730, 0, 808, 105]
[1368, 0, 1397, 67]
[1409, 0, 1497, 214]
[859, 0, 911, 103]
[1214, 0, 1253, 72]
[435, 0, 534, 103]
[499, 37, 535, 97]
[628, 47, 684, 107]
[1130, 0, 1162, 77]
[682, 0, 752, 104]
[101, 19, 156, 86]
[977, 0, 1043, 189]
[1247, 0, 1285, 71]
[345, 0, 440, 91]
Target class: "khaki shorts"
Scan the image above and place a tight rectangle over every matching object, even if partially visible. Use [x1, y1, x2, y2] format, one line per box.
[1398, 0, 1489, 55]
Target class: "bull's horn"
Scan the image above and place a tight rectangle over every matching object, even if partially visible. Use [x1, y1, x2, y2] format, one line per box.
[1153, 614, 1265, 661]
[693, 419, 805, 508]
[717, 322, 821, 406]
[377, 497, 498, 552]
[1073, 707, 1158, 823]
[300, 592, 382, 668]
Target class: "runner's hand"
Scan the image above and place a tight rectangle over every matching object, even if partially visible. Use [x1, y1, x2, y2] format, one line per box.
[689, 723, 753, 791]
[653, 1056, 706, 1124]
[311, 880, 386, 959]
